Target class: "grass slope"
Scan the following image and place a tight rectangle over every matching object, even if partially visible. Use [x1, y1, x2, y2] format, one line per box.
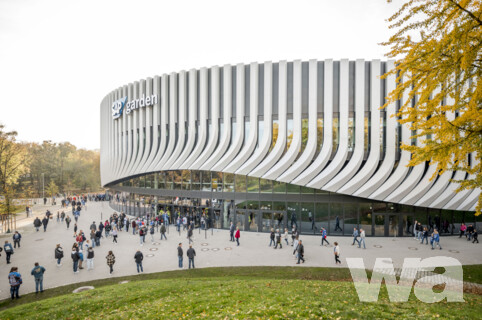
[0, 266, 480, 319]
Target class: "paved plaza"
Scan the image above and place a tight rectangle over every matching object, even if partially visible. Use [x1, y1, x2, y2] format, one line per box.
[0, 201, 480, 300]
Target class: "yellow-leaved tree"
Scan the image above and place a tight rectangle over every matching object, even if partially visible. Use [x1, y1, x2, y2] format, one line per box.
[383, 0, 482, 215]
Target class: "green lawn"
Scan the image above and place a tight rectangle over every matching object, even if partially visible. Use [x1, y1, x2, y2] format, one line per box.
[0, 266, 480, 319]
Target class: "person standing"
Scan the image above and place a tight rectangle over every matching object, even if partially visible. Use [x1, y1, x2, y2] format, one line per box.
[320, 227, 329, 246]
[4, 241, 14, 264]
[187, 244, 196, 269]
[65, 215, 71, 229]
[421, 227, 429, 244]
[42, 216, 49, 232]
[283, 228, 289, 245]
[358, 229, 366, 249]
[229, 222, 235, 242]
[112, 227, 118, 244]
[12, 231, 21, 248]
[86, 246, 94, 270]
[472, 229, 479, 244]
[55, 244, 64, 266]
[334, 242, 341, 264]
[106, 251, 115, 274]
[134, 250, 144, 273]
[177, 243, 183, 268]
[34, 217, 42, 232]
[296, 240, 305, 264]
[139, 227, 145, 246]
[351, 228, 360, 246]
[149, 224, 155, 243]
[160, 223, 167, 240]
[8, 267, 22, 300]
[187, 226, 193, 244]
[30, 262, 46, 293]
[235, 227, 240, 246]
[71, 247, 80, 273]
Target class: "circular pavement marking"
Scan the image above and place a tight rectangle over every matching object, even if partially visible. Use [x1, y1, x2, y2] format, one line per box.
[449, 250, 460, 253]
[35, 239, 44, 241]
[211, 248, 220, 252]
[119, 281, 130, 284]
[149, 247, 158, 251]
[72, 286, 94, 293]
[373, 245, 383, 248]
[146, 254, 155, 257]
[201, 248, 209, 252]
[152, 242, 160, 246]
[224, 247, 232, 251]
[408, 247, 418, 250]
[201, 243, 209, 246]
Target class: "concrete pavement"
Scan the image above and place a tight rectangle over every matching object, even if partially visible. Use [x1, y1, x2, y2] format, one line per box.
[0, 201, 480, 300]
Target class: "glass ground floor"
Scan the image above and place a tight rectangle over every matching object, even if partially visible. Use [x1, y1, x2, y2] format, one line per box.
[107, 170, 479, 237]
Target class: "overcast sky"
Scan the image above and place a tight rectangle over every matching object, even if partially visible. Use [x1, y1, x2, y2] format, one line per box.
[0, 0, 403, 150]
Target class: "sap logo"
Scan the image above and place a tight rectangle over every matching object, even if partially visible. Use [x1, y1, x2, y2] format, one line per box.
[347, 256, 463, 303]
[112, 97, 128, 119]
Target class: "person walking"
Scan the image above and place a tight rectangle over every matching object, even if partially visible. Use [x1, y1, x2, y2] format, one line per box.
[86, 246, 94, 270]
[55, 244, 64, 266]
[42, 216, 49, 232]
[283, 228, 289, 245]
[358, 229, 366, 249]
[235, 227, 240, 246]
[351, 228, 360, 246]
[8, 267, 22, 300]
[459, 223, 467, 238]
[187, 226, 193, 244]
[71, 247, 80, 273]
[177, 243, 183, 268]
[106, 251, 115, 274]
[12, 231, 21, 248]
[334, 242, 341, 264]
[149, 225, 155, 243]
[187, 244, 196, 269]
[160, 223, 167, 240]
[4, 241, 14, 264]
[334, 215, 343, 232]
[229, 222, 235, 242]
[112, 227, 118, 244]
[134, 250, 143, 273]
[431, 230, 442, 250]
[34, 217, 42, 232]
[95, 229, 102, 247]
[30, 262, 46, 293]
[65, 215, 71, 229]
[296, 240, 305, 264]
[473, 229, 479, 244]
[269, 228, 275, 247]
[139, 226, 145, 246]
[274, 229, 282, 249]
[421, 227, 429, 245]
[321, 227, 329, 246]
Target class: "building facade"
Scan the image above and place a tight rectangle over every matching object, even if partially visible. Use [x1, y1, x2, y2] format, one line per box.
[100, 60, 480, 236]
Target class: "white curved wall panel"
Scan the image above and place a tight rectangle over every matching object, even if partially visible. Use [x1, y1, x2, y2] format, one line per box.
[100, 59, 473, 214]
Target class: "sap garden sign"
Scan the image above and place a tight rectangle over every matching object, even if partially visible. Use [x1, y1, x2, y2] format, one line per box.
[112, 94, 158, 119]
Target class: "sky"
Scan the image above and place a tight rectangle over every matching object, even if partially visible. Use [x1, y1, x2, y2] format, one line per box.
[0, 0, 404, 150]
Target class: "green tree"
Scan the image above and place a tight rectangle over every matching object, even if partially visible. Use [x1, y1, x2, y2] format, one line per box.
[383, 0, 482, 214]
[46, 180, 59, 198]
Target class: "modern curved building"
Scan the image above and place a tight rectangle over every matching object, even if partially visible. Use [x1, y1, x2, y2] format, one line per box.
[100, 59, 480, 236]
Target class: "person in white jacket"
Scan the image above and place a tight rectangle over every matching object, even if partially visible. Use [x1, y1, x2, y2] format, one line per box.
[283, 228, 289, 245]
[334, 242, 341, 264]
[358, 229, 366, 249]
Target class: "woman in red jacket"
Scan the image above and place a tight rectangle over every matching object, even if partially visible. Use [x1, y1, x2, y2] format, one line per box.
[235, 227, 240, 246]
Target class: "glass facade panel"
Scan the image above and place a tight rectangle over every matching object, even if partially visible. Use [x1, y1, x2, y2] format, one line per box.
[235, 175, 246, 193]
[301, 203, 315, 234]
[247, 176, 259, 193]
[173, 170, 182, 190]
[201, 171, 211, 191]
[260, 179, 272, 193]
[273, 181, 286, 193]
[344, 203, 358, 235]
[212, 172, 223, 192]
[191, 171, 201, 191]
[315, 203, 329, 232]
[286, 183, 300, 194]
[287, 202, 299, 231]
[359, 203, 372, 236]
[181, 170, 191, 190]
[330, 203, 343, 235]
[223, 173, 234, 192]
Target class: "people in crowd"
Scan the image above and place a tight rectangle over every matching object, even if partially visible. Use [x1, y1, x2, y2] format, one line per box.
[8, 267, 22, 300]
[55, 244, 64, 266]
[4, 240, 14, 264]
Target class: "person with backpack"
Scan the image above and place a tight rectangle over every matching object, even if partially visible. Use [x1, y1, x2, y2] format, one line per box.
[30, 262, 46, 293]
[12, 231, 21, 248]
[55, 244, 64, 266]
[8, 267, 22, 300]
[76, 231, 85, 250]
[4, 241, 14, 264]
[86, 246, 94, 270]
[134, 250, 143, 273]
[33, 217, 42, 232]
[106, 251, 115, 274]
